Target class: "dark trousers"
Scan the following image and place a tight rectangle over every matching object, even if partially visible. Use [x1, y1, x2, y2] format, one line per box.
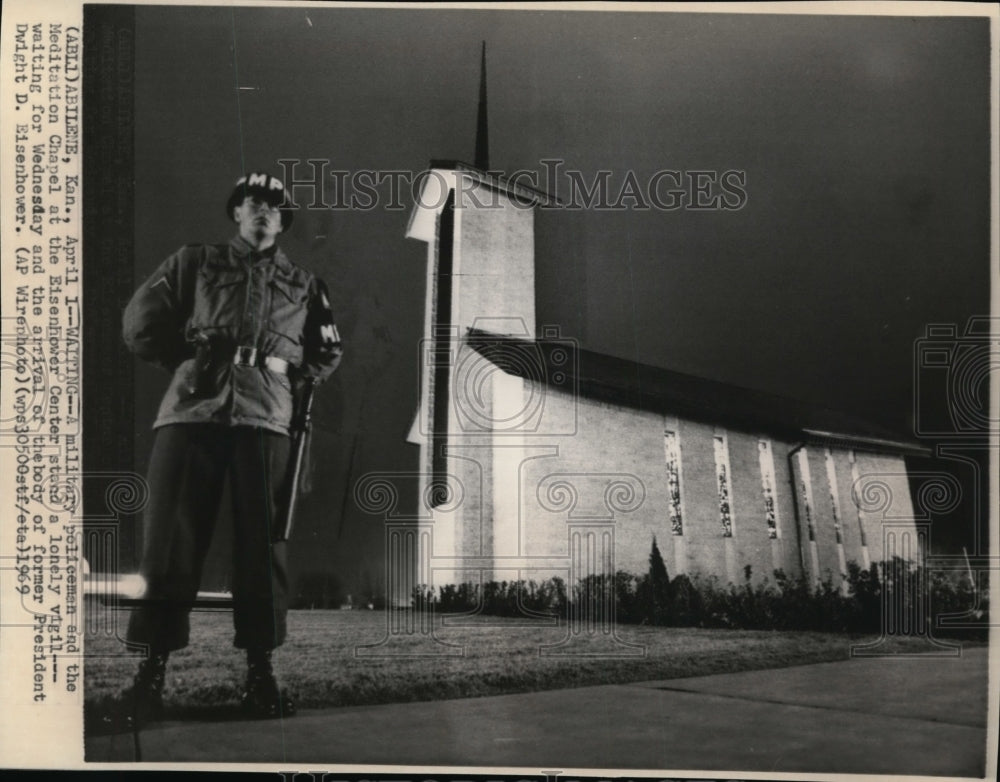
[126, 424, 291, 652]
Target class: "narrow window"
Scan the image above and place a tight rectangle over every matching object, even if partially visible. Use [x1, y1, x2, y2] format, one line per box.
[714, 431, 734, 538]
[824, 448, 844, 544]
[663, 428, 683, 536]
[758, 439, 780, 539]
[797, 448, 816, 542]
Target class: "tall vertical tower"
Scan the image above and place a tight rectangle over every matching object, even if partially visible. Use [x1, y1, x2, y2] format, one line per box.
[405, 46, 557, 585]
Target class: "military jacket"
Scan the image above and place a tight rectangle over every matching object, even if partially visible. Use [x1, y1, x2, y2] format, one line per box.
[123, 236, 343, 435]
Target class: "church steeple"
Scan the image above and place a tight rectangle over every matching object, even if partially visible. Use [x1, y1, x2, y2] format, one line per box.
[474, 41, 489, 172]
[407, 40, 558, 244]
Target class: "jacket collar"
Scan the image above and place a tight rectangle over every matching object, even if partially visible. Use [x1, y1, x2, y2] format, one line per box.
[228, 234, 293, 273]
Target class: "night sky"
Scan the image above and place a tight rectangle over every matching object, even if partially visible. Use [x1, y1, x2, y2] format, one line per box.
[123, 7, 991, 579]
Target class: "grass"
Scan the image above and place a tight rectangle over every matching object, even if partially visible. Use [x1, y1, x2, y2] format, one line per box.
[85, 607, 959, 718]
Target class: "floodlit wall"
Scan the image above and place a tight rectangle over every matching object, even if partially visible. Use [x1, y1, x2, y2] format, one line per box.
[436, 365, 921, 590]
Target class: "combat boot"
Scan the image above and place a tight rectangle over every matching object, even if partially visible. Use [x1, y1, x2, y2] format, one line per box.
[104, 651, 168, 731]
[242, 648, 296, 719]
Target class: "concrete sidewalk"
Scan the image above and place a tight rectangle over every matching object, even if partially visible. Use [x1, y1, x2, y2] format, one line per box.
[86, 646, 990, 775]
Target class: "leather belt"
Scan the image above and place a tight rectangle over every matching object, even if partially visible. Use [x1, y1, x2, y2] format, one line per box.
[232, 346, 290, 375]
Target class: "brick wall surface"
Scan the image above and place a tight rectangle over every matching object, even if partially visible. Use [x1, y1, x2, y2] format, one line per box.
[443, 359, 919, 592]
[727, 431, 776, 584]
[455, 183, 536, 336]
[770, 440, 805, 578]
[519, 389, 671, 578]
[674, 420, 728, 582]
[835, 450, 868, 569]
[806, 447, 845, 581]
[442, 341, 493, 581]
[853, 452, 919, 565]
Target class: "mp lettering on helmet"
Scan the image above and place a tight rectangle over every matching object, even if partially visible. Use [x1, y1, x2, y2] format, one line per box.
[248, 173, 269, 188]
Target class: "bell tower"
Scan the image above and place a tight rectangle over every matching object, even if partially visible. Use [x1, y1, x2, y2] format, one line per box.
[405, 44, 558, 573]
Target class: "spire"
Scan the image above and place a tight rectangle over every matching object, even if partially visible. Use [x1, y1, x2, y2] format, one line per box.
[474, 41, 489, 172]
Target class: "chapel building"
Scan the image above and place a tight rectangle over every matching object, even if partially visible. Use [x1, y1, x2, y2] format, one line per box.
[401, 160, 926, 597]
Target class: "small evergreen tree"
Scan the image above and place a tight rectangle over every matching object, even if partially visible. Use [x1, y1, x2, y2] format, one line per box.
[648, 536, 671, 625]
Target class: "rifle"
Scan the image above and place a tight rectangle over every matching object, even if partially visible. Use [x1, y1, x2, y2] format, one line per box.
[276, 377, 316, 542]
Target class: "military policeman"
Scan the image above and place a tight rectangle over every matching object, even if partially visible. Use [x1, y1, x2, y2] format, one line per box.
[119, 171, 342, 723]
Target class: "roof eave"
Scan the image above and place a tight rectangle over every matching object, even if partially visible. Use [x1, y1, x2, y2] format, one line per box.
[800, 428, 932, 458]
[428, 159, 563, 207]
[465, 328, 927, 458]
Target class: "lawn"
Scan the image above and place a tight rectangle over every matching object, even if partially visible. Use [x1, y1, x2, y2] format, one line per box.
[85, 608, 950, 717]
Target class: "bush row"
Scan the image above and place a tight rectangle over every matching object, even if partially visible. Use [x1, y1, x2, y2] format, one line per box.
[409, 539, 988, 638]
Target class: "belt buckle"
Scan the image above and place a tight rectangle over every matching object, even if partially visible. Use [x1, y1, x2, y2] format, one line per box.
[234, 346, 258, 367]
